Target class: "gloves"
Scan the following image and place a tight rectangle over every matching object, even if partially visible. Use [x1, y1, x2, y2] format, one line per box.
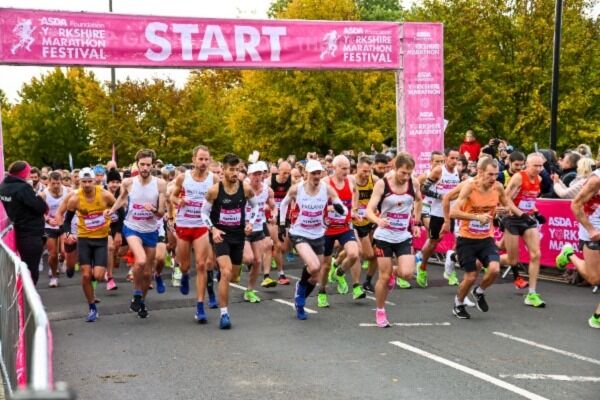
[534, 213, 546, 225]
[521, 213, 537, 225]
[278, 225, 286, 242]
[332, 202, 346, 216]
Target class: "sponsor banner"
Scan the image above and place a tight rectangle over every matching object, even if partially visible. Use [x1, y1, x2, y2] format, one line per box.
[402, 22, 444, 174]
[0, 8, 401, 69]
[413, 199, 582, 268]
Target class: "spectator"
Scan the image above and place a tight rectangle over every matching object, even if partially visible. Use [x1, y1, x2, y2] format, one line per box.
[558, 151, 581, 187]
[456, 155, 470, 181]
[552, 157, 596, 199]
[576, 144, 592, 158]
[538, 149, 559, 197]
[373, 153, 389, 179]
[458, 130, 481, 161]
[0, 161, 48, 285]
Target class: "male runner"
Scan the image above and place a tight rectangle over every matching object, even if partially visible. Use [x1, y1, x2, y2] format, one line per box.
[200, 154, 259, 329]
[105, 168, 124, 291]
[170, 145, 219, 322]
[449, 158, 525, 319]
[366, 153, 422, 327]
[502, 153, 546, 307]
[279, 160, 347, 320]
[62, 168, 116, 322]
[267, 161, 292, 285]
[108, 149, 167, 319]
[556, 168, 600, 328]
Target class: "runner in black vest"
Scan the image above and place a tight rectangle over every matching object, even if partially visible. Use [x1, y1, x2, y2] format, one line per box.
[268, 161, 292, 284]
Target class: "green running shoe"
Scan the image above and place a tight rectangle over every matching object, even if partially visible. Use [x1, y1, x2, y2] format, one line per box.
[524, 292, 545, 308]
[243, 289, 261, 303]
[333, 268, 349, 294]
[416, 269, 428, 288]
[443, 271, 459, 286]
[352, 284, 366, 300]
[91, 279, 97, 290]
[589, 315, 600, 329]
[396, 278, 412, 289]
[75, 262, 80, 272]
[317, 293, 329, 308]
[361, 260, 369, 270]
[555, 244, 574, 270]
[328, 259, 337, 284]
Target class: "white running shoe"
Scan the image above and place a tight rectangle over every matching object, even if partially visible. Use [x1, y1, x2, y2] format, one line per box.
[59, 262, 67, 274]
[49, 277, 58, 288]
[444, 250, 455, 275]
[464, 295, 476, 308]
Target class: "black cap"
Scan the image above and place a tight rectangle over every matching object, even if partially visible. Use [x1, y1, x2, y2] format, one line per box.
[106, 168, 121, 182]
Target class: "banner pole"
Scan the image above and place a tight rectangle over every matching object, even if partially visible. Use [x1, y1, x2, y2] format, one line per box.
[396, 24, 405, 153]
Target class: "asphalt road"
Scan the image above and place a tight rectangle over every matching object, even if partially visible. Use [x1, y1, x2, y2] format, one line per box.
[37, 259, 600, 400]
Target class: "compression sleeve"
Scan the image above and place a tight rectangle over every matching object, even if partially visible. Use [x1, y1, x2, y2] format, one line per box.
[279, 194, 290, 226]
[246, 196, 260, 226]
[423, 178, 442, 199]
[63, 210, 75, 234]
[200, 200, 214, 228]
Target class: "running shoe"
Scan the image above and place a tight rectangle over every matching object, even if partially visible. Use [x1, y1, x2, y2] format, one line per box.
[180, 273, 190, 295]
[126, 268, 134, 282]
[294, 281, 306, 308]
[317, 293, 329, 308]
[555, 244, 574, 270]
[463, 295, 476, 308]
[443, 271, 459, 286]
[85, 308, 98, 322]
[352, 285, 366, 300]
[513, 276, 529, 289]
[444, 250, 455, 273]
[286, 252, 297, 262]
[243, 290, 261, 303]
[361, 260, 369, 270]
[195, 304, 207, 324]
[208, 292, 218, 309]
[589, 315, 600, 329]
[155, 274, 166, 294]
[375, 309, 390, 328]
[396, 278, 411, 289]
[277, 275, 290, 285]
[362, 281, 375, 293]
[388, 273, 396, 290]
[74, 262, 80, 272]
[271, 259, 277, 270]
[452, 304, 470, 319]
[172, 266, 182, 287]
[261, 276, 277, 288]
[295, 305, 308, 320]
[165, 252, 173, 269]
[416, 268, 428, 288]
[328, 259, 337, 284]
[219, 313, 232, 329]
[49, 277, 58, 288]
[137, 303, 149, 319]
[332, 268, 349, 294]
[471, 287, 489, 312]
[66, 267, 75, 278]
[130, 295, 142, 313]
[59, 262, 67, 275]
[106, 278, 117, 291]
[524, 293, 546, 308]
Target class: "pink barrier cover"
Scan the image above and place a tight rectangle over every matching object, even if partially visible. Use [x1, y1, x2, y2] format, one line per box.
[15, 275, 27, 388]
[413, 199, 581, 268]
[402, 23, 444, 175]
[0, 8, 400, 70]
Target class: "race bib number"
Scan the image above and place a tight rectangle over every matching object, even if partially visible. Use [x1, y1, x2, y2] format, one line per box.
[357, 206, 367, 218]
[131, 204, 154, 221]
[468, 219, 490, 234]
[386, 212, 409, 231]
[219, 208, 242, 226]
[83, 212, 106, 230]
[518, 198, 535, 212]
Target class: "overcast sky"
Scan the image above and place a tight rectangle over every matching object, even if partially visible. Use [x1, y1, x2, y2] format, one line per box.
[1, 0, 598, 102]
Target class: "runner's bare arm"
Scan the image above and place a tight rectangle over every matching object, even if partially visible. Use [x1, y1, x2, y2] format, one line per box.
[169, 173, 185, 208]
[505, 172, 522, 200]
[266, 187, 277, 222]
[349, 176, 360, 220]
[366, 179, 385, 227]
[497, 182, 523, 217]
[326, 185, 346, 215]
[449, 183, 483, 222]
[442, 180, 465, 222]
[572, 174, 600, 238]
[54, 192, 73, 226]
[155, 179, 167, 218]
[108, 178, 131, 215]
[278, 184, 297, 226]
[244, 183, 260, 226]
[412, 177, 423, 223]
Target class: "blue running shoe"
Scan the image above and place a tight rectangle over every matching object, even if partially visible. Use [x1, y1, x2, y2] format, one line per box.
[85, 308, 98, 322]
[195, 303, 207, 324]
[219, 313, 232, 329]
[180, 273, 190, 295]
[155, 274, 166, 294]
[294, 281, 306, 308]
[208, 292, 218, 309]
[295, 305, 308, 320]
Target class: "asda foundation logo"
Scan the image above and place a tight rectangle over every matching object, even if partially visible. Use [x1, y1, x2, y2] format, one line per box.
[10, 19, 36, 54]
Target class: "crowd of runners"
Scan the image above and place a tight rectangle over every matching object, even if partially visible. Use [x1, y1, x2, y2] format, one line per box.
[1, 141, 599, 331]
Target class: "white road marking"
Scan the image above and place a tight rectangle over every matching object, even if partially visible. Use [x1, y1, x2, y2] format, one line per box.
[286, 274, 300, 280]
[229, 282, 249, 291]
[360, 322, 450, 327]
[493, 332, 600, 366]
[366, 295, 395, 306]
[389, 341, 549, 400]
[273, 298, 317, 314]
[499, 374, 600, 382]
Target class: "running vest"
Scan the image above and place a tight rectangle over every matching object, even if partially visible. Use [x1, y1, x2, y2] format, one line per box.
[44, 187, 67, 230]
[373, 177, 416, 244]
[246, 184, 269, 232]
[325, 177, 352, 236]
[76, 186, 110, 239]
[210, 181, 246, 240]
[430, 166, 460, 218]
[124, 176, 160, 233]
[289, 182, 328, 240]
[580, 169, 600, 241]
[271, 173, 291, 211]
[354, 175, 374, 227]
[513, 171, 540, 214]
[502, 170, 514, 188]
[176, 170, 213, 228]
[458, 181, 499, 239]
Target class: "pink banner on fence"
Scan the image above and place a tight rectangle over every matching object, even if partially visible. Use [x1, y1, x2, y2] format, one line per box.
[402, 23, 444, 175]
[413, 199, 581, 268]
[0, 8, 401, 70]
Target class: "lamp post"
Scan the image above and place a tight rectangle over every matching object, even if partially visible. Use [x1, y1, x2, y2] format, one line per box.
[549, 0, 563, 150]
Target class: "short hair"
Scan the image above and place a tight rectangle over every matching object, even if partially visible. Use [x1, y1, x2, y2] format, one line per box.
[8, 161, 29, 175]
[477, 157, 499, 171]
[444, 147, 459, 156]
[509, 151, 525, 163]
[394, 152, 415, 169]
[222, 153, 240, 167]
[177, 165, 188, 173]
[374, 153, 389, 164]
[193, 145, 209, 157]
[332, 155, 349, 167]
[72, 168, 80, 175]
[135, 149, 156, 162]
[565, 151, 581, 168]
[49, 171, 62, 181]
[430, 150, 443, 160]
[357, 156, 373, 166]
[30, 167, 40, 176]
[150, 168, 162, 177]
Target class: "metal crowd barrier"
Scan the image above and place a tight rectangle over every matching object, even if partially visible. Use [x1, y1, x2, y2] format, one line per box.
[0, 228, 74, 399]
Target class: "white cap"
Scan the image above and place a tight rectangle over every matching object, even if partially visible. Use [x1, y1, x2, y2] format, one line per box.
[247, 163, 262, 174]
[305, 160, 324, 173]
[256, 161, 268, 171]
[79, 167, 95, 180]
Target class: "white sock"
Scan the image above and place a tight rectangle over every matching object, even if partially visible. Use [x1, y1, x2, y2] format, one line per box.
[220, 307, 228, 316]
[528, 288, 536, 294]
[475, 286, 485, 295]
[454, 296, 463, 306]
